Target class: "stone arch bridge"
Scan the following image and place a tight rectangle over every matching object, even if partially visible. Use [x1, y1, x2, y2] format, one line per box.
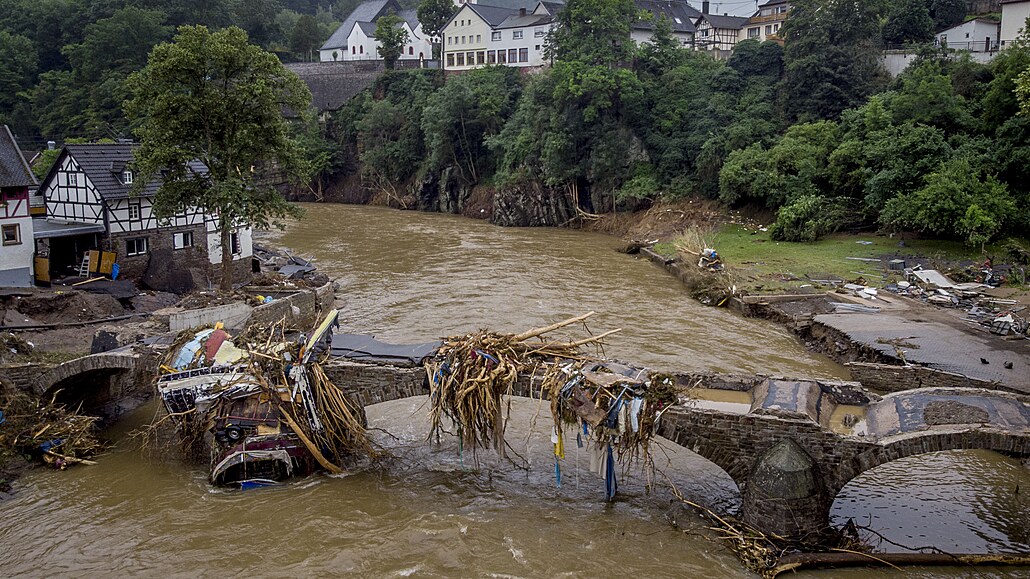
[28, 350, 159, 423]
[18, 351, 1029, 540]
[322, 361, 1030, 540]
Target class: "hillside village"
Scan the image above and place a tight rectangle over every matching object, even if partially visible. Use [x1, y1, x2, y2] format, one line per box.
[2, 0, 1030, 290]
[314, 0, 1029, 69]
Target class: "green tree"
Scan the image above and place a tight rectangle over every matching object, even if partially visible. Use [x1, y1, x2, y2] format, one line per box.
[290, 14, 323, 60]
[885, 59, 971, 131]
[882, 0, 933, 45]
[0, 30, 37, 132]
[374, 13, 409, 69]
[422, 67, 521, 186]
[547, 0, 638, 66]
[125, 25, 311, 291]
[417, 0, 454, 60]
[880, 157, 1015, 245]
[636, 14, 683, 79]
[781, 0, 890, 121]
[230, 0, 284, 49]
[1017, 67, 1030, 117]
[930, 0, 967, 31]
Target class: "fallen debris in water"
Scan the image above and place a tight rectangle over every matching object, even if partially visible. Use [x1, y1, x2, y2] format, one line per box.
[0, 389, 104, 472]
[144, 310, 380, 488]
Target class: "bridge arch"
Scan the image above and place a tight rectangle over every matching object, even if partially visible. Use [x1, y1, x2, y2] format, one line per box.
[830, 448, 1030, 552]
[829, 428, 1030, 496]
[33, 352, 158, 421]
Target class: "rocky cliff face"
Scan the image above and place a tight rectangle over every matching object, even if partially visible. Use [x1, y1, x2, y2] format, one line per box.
[310, 168, 577, 227]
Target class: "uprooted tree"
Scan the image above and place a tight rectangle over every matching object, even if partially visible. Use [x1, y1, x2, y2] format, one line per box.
[125, 25, 310, 292]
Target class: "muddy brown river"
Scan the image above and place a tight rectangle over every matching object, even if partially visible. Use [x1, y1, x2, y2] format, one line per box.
[2, 205, 1027, 577]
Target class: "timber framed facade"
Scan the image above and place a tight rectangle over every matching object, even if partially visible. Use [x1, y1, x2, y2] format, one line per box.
[36, 144, 253, 286]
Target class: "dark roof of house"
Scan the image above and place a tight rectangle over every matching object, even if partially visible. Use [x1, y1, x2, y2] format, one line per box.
[759, 0, 788, 7]
[0, 125, 36, 189]
[321, 0, 398, 50]
[397, 8, 420, 30]
[468, 3, 522, 27]
[42, 143, 206, 200]
[496, 12, 553, 29]
[634, 0, 700, 33]
[477, 0, 542, 9]
[539, 1, 565, 14]
[701, 13, 749, 30]
[356, 21, 378, 36]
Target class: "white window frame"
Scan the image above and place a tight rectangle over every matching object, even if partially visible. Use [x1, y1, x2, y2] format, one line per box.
[1, 223, 21, 246]
[126, 237, 149, 256]
[513, 30, 523, 40]
[123, 170, 133, 184]
[491, 31, 501, 41]
[68, 173, 78, 186]
[173, 231, 194, 250]
[128, 201, 141, 220]
[230, 232, 241, 255]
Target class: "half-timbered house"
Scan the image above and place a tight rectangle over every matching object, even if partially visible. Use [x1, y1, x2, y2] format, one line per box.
[36, 144, 253, 285]
[0, 125, 37, 287]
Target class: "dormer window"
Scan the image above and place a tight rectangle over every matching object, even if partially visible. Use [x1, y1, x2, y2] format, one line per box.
[123, 170, 133, 184]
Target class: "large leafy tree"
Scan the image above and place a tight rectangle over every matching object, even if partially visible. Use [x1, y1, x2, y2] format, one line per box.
[882, 0, 933, 45]
[374, 12, 409, 69]
[781, 0, 890, 121]
[417, 0, 454, 60]
[289, 14, 322, 60]
[0, 30, 37, 133]
[125, 25, 310, 291]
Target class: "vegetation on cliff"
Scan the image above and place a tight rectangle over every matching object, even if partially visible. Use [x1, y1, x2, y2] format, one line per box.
[327, 0, 1030, 247]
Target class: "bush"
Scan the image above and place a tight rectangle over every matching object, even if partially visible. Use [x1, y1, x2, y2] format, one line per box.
[769, 195, 855, 241]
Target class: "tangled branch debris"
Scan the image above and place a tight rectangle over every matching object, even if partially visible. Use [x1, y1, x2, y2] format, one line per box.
[0, 389, 104, 472]
[428, 313, 688, 499]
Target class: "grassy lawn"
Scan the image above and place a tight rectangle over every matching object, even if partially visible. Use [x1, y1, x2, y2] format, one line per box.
[653, 224, 1014, 293]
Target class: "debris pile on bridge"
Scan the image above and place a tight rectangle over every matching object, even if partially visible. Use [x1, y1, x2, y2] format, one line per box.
[0, 388, 103, 471]
[428, 312, 688, 500]
[426, 312, 616, 454]
[147, 311, 379, 487]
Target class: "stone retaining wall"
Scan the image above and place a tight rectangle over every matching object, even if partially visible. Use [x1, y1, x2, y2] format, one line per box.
[248, 282, 335, 328]
[846, 362, 1014, 394]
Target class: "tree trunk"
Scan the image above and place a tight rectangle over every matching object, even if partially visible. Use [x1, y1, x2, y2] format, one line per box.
[219, 214, 233, 293]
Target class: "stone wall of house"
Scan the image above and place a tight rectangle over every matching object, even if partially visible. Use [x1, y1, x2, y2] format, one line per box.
[103, 223, 210, 283]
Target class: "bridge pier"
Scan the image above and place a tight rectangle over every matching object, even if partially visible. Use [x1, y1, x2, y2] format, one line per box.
[741, 438, 830, 541]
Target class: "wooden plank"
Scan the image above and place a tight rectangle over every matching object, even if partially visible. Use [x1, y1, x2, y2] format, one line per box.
[34, 256, 50, 283]
[87, 249, 101, 273]
[98, 251, 115, 274]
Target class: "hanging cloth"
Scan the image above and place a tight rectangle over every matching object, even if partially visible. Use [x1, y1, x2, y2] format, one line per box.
[604, 443, 618, 501]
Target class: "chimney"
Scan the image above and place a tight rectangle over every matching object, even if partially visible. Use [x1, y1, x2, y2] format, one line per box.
[47, 140, 56, 150]
[702, 0, 709, 13]
[519, 7, 526, 16]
